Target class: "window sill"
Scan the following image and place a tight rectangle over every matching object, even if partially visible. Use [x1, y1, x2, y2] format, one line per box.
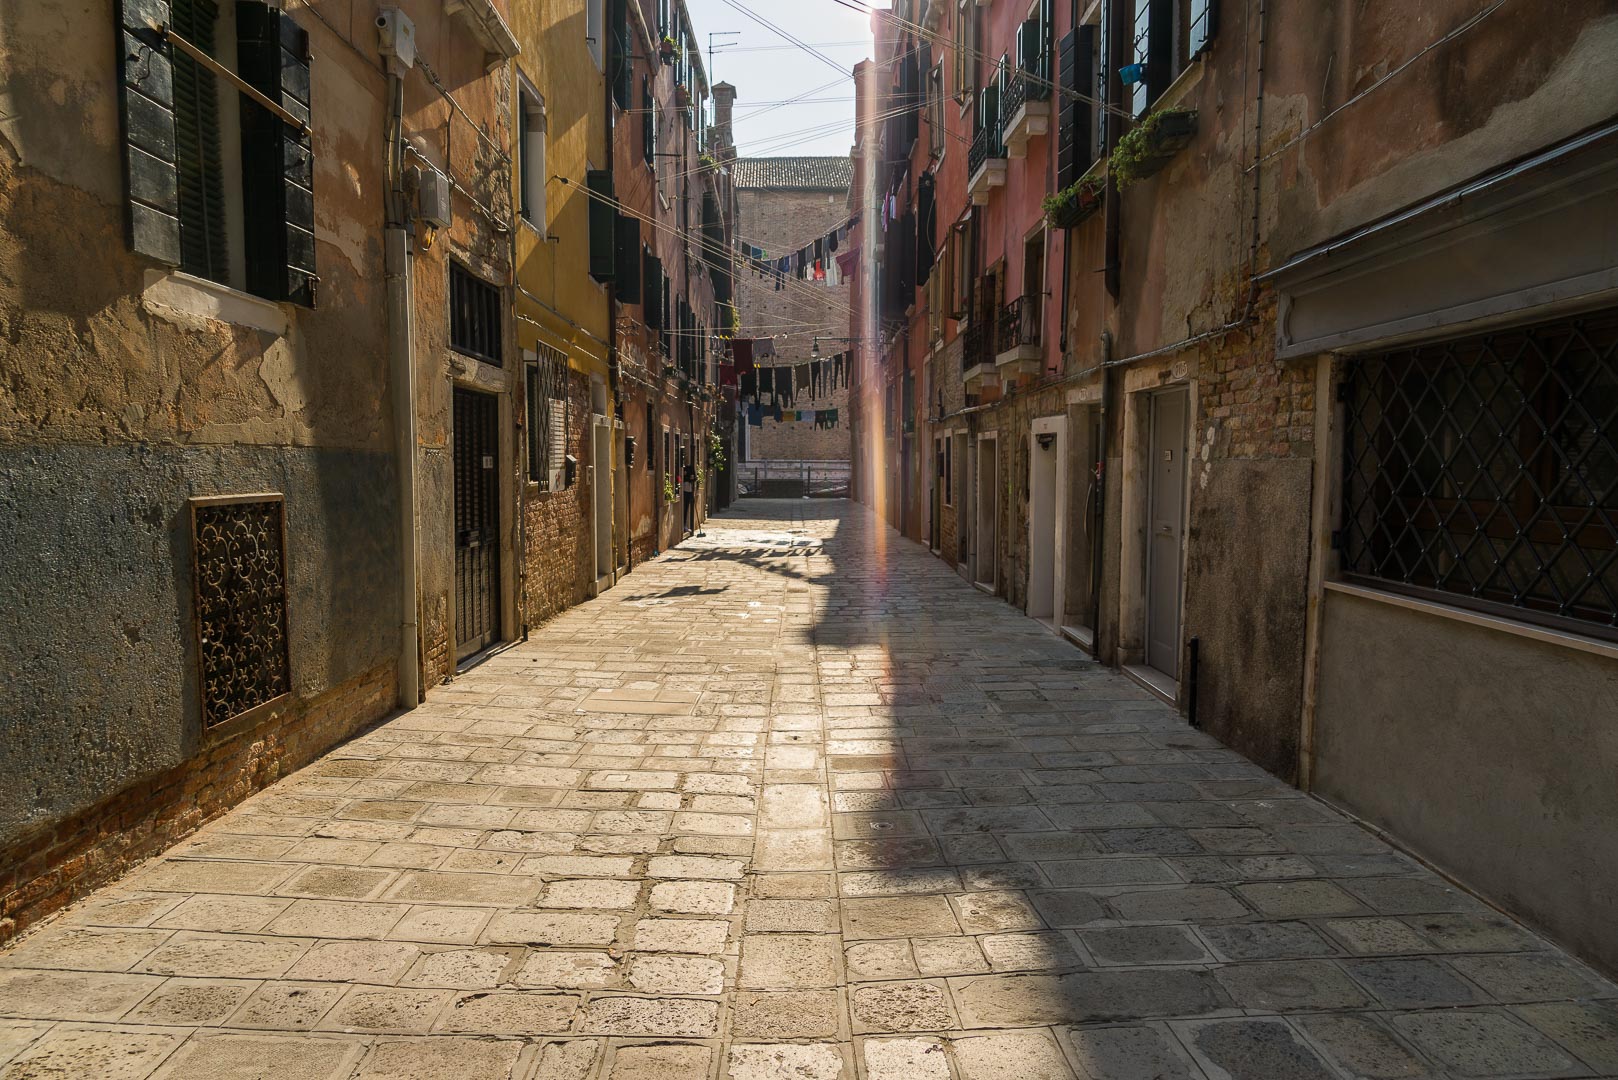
[1323, 580, 1618, 663]
[519, 216, 547, 241]
[142, 270, 289, 336]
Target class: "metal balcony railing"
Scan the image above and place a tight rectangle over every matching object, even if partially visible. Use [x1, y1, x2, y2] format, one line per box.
[968, 123, 1004, 177]
[997, 294, 1043, 354]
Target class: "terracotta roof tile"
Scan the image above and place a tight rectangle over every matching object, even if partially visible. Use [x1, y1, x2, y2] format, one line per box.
[733, 156, 854, 191]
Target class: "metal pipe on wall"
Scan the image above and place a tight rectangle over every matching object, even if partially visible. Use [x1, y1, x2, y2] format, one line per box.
[384, 71, 421, 709]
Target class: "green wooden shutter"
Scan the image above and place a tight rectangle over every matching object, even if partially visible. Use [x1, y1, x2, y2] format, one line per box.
[587, 169, 615, 282]
[642, 78, 656, 165]
[117, 0, 182, 264]
[239, 3, 316, 305]
[615, 213, 641, 303]
[609, 0, 631, 111]
[171, 0, 227, 282]
[643, 251, 662, 330]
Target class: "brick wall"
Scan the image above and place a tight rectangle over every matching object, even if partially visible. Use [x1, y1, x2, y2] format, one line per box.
[523, 369, 595, 627]
[0, 663, 395, 944]
[736, 187, 851, 463]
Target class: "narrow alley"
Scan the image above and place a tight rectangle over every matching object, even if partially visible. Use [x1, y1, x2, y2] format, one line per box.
[0, 501, 1613, 1079]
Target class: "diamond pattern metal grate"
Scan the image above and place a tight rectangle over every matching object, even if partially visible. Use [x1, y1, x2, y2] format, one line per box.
[1340, 307, 1618, 637]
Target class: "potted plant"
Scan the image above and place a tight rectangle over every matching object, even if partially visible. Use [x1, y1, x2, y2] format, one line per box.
[1043, 175, 1106, 228]
[659, 36, 678, 64]
[697, 152, 717, 172]
[1112, 108, 1198, 188]
[662, 473, 679, 504]
[674, 84, 692, 109]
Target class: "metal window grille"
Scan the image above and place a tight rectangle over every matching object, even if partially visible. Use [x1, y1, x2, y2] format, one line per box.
[527, 343, 570, 490]
[1340, 307, 1618, 638]
[191, 495, 291, 727]
[450, 262, 503, 366]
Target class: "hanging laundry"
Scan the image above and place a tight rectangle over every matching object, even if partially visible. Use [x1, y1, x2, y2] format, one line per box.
[747, 403, 764, 426]
[835, 247, 858, 279]
[755, 337, 776, 359]
[814, 260, 825, 282]
[759, 367, 774, 399]
[732, 338, 755, 370]
[740, 370, 757, 401]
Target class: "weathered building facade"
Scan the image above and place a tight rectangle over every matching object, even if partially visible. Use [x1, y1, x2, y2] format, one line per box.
[0, 0, 518, 937]
[851, 0, 1618, 973]
[732, 157, 855, 470]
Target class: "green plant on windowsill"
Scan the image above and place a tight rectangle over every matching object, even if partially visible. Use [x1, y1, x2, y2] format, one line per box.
[663, 473, 679, 504]
[659, 36, 679, 63]
[698, 152, 718, 171]
[1043, 175, 1106, 228]
[1112, 107, 1198, 189]
[709, 429, 727, 474]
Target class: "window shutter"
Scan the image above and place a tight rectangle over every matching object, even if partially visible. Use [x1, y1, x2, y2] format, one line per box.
[1056, 26, 1095, 189]
[587, 169, 615, 282]
[172, 0, 227, 282]
[116, 0, 182, 265]
[642, 78, 655, 166]
[615, 213, 641, 303]
[1189, 0, 1218, 57]
[642, 252, 663, 329]
[239, 3, 316, 306]
[609, 0, 631, 111]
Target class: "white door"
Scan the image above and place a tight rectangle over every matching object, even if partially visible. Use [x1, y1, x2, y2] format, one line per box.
[1145, 390, 1188, 678]
[592, 415, 613, 589]
[1028, 422, 1062, 625]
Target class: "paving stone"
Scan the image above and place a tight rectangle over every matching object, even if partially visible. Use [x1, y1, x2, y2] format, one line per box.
[1082, 926, 1211, 966]
[484, 913, 620, 947]
[521, 855, 637, 878]
[1295, 1013, 1438, 1079]
[1515, 1001, 1618, 1074]
[609, 1042, 711, 1080]
[0, 1025, 179, 1079]
[1340, 876, 1483, 915]
[1448, 951, 1613, 1003]
[740, 934, 842, 988]
[0, 1020, 51, 1068]
[912, 936, 989, 976]
[1344, 957, 1489, 1007]
[266, 900, 409, 940]
[1197, 921, 1337, 961]
[1175, 1017, 1338, 1080]
[633, 918, 730, 954]
[148, 1032, 363, 1079]
[354, 1036, 525, 1079]
[845, 941, 918, 981]
[581, 994, 718, 1036]
[287, 941, 420, 983]
[753, 873, 834, 898]
[1109, 886, 1248, 923]
[649, 881, 737, 915]
[953, 1030, 1075, 1080]
[746, 898, 836, 932]
[861, 1036, 950, 1080]
[1406, 913, 1545, 952]
[850, 980, 957, 1032]
[1321, 917, 1435, 956]
[539, 879, 642, 910]
[127, 977, 256, 1024]
[435, 990, 581, 1034]
[322, 986, 451, 1032]
[137, 932, 308, 978]
[1236, 880, 1370, 918]
[732, 989, 841, 1038]
[950, 970, 1226, 1027]
[1028, 889, 1108, 928]
[511, 951, 616, 989]
[627, 954, 726, 995]
[1389, 1008, 1586, 1077]
[981, 931, 1082, 971]
[726, 1043, 845, 1080]
[0, 926, 170, 972]
[647, 855, 745, 880]
[386, 872, 542, 907]
[841, 895, 960, 939]
[1057, 1024, 1206, 1079]
[949, 890, 1045, 933]
[230, 981, 347, 1029]
[838, 869, 961, 896]
[1041, 857, 1178, 886]
[1214, 959, 1373, 1011]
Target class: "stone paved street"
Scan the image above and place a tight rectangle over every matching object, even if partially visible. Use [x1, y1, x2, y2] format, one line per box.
[1, 500, 1615, 1079]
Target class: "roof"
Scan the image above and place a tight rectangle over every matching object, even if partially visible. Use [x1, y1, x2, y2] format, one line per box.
[733, 157, 854, 191]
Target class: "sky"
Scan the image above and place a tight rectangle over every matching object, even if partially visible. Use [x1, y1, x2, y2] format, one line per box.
[683, 0, 873, 159]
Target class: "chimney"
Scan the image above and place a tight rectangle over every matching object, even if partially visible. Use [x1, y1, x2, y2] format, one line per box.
[711, 82, 737, 161]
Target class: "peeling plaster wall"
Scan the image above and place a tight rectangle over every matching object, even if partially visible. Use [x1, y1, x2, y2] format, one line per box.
[0, 0, 410, 845]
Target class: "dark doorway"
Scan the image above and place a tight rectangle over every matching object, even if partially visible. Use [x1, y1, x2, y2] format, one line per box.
[454, 387, 501, 662]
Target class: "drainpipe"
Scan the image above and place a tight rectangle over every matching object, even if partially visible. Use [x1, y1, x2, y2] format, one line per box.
[384, 72, 420, 709]
[1089, 329, 1112, 650]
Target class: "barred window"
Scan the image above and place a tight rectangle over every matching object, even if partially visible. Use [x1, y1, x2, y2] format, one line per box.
[526, 344, 570, 490]
[1340, 308, 1618, 638]
[451, 262, 503, 366]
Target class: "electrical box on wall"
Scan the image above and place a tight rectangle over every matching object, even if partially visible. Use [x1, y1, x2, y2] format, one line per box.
[376, 8, 416, 73]
[417, 165, 452, 229]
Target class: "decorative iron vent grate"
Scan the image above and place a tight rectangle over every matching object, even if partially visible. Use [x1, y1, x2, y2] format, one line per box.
[191, 495, 291, 727]
[1340, 307, 1618, 637]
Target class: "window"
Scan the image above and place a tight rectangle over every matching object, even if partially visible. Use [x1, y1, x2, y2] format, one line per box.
[928, 63, 946, 158]
[191, 494, 290, 727]
[954, 0, 977, 104]
[527, 346, 571, 490]
[1130, 0, 1172, 117]
[609, 0, 631, 111]
[518, 84, 546, 231]
[1340, 307, 1618, 639]
[586, 0, 604, 69]
[115, 0, 316, 305]
[642, 78, 657, 167]
[948, 216, 974, 319]
[587, 169, 616, 284]
[450, 262, 503, 366]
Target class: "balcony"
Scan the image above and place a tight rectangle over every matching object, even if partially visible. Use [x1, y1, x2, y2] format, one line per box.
[961, 321, 999, 393]
[995, 295, 1043, 376]
[967, 125, 1007, 205]
[1001, 67, 1051, 159]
